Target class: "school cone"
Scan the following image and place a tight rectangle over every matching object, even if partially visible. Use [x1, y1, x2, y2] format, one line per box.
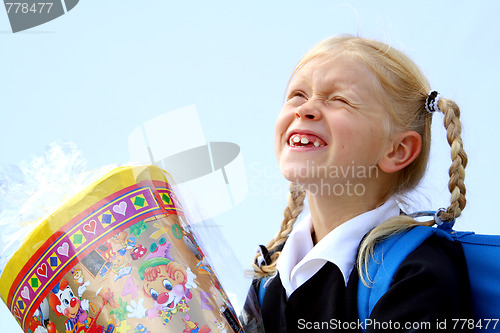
[0, 165, 243, 333]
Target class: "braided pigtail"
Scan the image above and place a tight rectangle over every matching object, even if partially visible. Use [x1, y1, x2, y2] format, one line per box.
[437, 97, 468, 221]
[251, 183, 306, 278]
[357, 94, 468, 286]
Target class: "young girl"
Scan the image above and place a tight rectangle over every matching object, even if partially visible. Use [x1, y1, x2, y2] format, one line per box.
[251, 36, 472, 332]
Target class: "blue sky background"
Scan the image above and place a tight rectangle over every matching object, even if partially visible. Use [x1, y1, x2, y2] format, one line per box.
[2, 1, 500, 331]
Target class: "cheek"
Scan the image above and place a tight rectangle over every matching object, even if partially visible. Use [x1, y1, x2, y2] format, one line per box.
[275, 110, 292, 155]
[334, 122, 385, 164]
[63, 307, 70, 316]
[326, 120, 350, 149]
[171, 284, 185, 298]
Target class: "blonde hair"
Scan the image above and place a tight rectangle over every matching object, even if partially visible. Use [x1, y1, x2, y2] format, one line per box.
[252, 36, 467, 283]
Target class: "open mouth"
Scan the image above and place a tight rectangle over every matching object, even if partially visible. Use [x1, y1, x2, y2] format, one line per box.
[167, 298, 176, 308]
[288, 133, 327, 148]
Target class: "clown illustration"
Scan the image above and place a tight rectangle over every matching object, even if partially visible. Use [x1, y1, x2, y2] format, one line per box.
[48, 278, 117, 333]
[134, 257, 197, 325]
[48, 278, 92, 332]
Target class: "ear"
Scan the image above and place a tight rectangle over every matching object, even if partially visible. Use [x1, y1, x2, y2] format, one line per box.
[378, 131, 422, 173]
[174, 271, 186, 283]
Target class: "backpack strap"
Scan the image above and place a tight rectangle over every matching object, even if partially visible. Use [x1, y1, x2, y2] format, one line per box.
[357, 226, 449, 327]
[258, 275, 273, 306]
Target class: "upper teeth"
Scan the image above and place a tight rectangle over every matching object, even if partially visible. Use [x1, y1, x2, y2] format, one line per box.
[289, 134, 324, 147]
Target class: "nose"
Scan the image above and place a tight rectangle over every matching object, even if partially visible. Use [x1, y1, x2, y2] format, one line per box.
[70, 297, 78, 308]
[294, 100, 322, 120]
[157, 292, 170, 305]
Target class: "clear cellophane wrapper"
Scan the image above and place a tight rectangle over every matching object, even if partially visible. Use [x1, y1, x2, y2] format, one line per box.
[0, 161, 259, 332]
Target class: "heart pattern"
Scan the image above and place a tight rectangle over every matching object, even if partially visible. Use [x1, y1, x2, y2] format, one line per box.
[20, 286, 30, 301]
[13, 306, 21, 321]
[57, 242, 69, 257]
[83, 220, 96, 234]
[113, 201, 127, 216]
[37, 263, 47, 278]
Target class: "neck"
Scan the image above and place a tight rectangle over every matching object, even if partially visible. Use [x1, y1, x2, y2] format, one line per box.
[306, 182, 388, 244]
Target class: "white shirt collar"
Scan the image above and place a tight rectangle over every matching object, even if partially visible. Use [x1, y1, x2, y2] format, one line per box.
[276, 197, 400, 299]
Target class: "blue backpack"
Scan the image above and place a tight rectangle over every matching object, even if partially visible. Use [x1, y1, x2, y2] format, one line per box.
[358, 212, 500, 332]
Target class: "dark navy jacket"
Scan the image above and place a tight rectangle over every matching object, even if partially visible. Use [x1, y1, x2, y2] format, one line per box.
[259, 235, 473, 332]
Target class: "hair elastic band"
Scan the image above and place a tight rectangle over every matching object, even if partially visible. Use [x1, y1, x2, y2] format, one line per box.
[433, 207, 447, 225]
[425, 90, 441, 113]
[256, 245, 271, 267]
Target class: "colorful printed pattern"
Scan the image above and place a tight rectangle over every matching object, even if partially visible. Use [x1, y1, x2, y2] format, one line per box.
[157, 188, 182, 211]
[8, 184, 181, 329]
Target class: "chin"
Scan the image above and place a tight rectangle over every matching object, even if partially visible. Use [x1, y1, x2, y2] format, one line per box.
[280, 170, 316, 191]
[280, 165, 304, 183]
[280, 161, 325, 182]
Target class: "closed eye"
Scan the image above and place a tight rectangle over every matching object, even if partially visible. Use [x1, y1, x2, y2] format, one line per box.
[329, 96, 359, 110]
[287, 90, 307, 101]
[331, 96, 349, 104]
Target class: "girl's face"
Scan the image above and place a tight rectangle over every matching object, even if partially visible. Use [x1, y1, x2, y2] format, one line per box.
[275, 54, 392, 191]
